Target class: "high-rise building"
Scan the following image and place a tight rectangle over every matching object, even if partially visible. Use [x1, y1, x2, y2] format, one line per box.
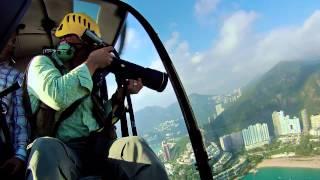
[285, 116, 301, 134]
[162, 141, 171, 162]
[310, 114, 320, 129]
[219, 135, 232, 152]
[272, 111, 301, 136]
[272, 111, 282, 136]
[242, 123, 270, 150]
[301, 109, 310, 134]
[219, 131, 244, 152]
[230, 132, 244, 150]
[216, 104, 224, 116]
[309, 128, 320, 136]
[234, 88, 242, 98]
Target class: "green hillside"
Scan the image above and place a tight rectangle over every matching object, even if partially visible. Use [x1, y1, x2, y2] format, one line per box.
[208, 60, 320, 137]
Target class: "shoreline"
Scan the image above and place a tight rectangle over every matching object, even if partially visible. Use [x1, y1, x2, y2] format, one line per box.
[256, 156, 320, 169]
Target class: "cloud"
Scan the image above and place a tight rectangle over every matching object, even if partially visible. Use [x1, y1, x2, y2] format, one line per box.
[128, 10, 320, 111]
[131, 82, 175, 111]
[191, 52, 204, 64]
[164, 31, 180, 51]
[163, 10, 320, 96]
[194, 0, 221, 17]
[130, 56, 176, 110]
[213, 11, 257, 56]
[255, 11, 320, 61]
[125, 28, 142, 49]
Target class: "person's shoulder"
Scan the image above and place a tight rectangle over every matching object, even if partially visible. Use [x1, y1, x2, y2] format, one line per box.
[0, 63, 22, 76]
[29, 55, 55, 68]
[0, 63, 24, 83]
[30, 55, 52, 64]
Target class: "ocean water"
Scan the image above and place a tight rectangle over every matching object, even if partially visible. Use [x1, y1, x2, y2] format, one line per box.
[243, 167, 320, 180]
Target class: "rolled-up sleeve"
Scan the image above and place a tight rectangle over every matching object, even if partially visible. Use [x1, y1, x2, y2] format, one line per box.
[27, 55, 93, 111]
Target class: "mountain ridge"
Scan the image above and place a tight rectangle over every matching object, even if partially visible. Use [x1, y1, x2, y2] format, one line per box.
[208, 60, 320, 137]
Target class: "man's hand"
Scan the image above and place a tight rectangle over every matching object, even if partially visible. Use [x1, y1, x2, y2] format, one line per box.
[111, 78, 143, 115]
[0, 156, 25, 177]
[85, 46, 114, 75]
[127, 78, 143, 94]
[112, 78, 143, 106]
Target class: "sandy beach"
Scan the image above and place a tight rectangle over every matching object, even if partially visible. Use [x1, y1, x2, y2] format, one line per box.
[257, 156, 320, 169]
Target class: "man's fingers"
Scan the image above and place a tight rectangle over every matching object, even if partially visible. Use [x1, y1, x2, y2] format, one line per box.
[137, 78, 143, 86]
[130, 79, 142, 86]
[104, 46, 114, 52]
[125, 79, 143, 94]
[133, 81, 138, 86]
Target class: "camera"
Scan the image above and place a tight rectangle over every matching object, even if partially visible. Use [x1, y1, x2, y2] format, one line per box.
[82, 30, 168, 92]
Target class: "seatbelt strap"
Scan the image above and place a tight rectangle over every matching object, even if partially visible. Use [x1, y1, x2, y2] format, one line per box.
[0, 107, 11, 146]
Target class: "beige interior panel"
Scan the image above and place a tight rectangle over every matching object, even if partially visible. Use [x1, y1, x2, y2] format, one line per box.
[13, 0, 126, 71]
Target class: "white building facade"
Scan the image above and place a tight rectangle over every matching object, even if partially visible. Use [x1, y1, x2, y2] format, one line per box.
[242, 123, 270, 150]
[272, 111, 301, 136]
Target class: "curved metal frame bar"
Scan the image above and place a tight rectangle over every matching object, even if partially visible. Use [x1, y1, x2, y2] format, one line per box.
[0, 0, 213, 178]
[0, 0, 31, 51]
[104, 0, 213, 179]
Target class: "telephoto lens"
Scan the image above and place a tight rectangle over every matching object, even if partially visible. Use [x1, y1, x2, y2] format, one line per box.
[110, 58, 168, 92]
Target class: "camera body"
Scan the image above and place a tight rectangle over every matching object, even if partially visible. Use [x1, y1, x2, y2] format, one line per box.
[82, 30, 168, 92]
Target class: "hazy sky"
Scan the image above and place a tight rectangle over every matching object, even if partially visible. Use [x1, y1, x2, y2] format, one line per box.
[75, 0, 320, 111]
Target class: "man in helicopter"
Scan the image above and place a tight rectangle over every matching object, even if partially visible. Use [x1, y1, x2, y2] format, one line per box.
[25, 12, 168, 180]
[0, 25, 28, 180]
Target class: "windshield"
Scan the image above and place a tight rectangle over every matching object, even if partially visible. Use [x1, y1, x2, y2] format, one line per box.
[121, 0, 320, 179]
[15, 0, 319, 179]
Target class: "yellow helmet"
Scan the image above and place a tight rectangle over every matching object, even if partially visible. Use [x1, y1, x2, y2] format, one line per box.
[55, 13, 101, 38]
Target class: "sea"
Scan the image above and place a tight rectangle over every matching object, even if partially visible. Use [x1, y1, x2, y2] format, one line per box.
[243, 167, 320, 180]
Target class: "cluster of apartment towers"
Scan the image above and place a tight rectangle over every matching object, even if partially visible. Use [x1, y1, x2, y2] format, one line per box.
[219, 109, 318, 152]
